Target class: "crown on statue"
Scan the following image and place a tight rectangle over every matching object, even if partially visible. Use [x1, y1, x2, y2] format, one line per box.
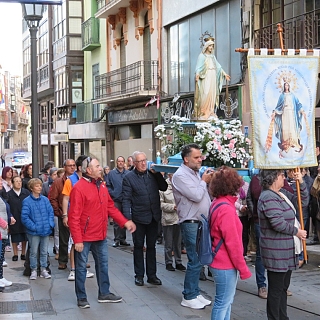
[204, 37, 215, 43]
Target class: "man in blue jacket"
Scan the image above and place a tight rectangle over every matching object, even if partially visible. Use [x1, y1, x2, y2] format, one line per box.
[106, 156, 129, 247]
[122, 151, 167, 286]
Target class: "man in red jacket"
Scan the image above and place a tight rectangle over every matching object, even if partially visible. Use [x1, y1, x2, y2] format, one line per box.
[68, 157, 136, 309]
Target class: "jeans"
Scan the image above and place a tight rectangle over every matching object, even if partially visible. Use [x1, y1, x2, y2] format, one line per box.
[209, 267, 238, 320]
[113, 202, 126, 242]
[163, 224, 182, 265]
[132, 219, 158, 278]
[255, 223, 266, 289]
[267, 270, 292, 320]
[74, 237, 110, 300]
[180, 222, 202, 300]
[27, 234, 49, 270]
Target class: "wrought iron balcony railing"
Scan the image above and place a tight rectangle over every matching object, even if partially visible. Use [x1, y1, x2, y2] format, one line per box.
[95, 60, 158, 100]
[254, 9, 320, 49]
[75, 100, 104, 123]
[82, 17, 100, 51]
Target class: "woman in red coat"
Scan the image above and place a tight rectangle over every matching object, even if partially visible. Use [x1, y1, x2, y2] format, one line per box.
[208, 166, 251, 320]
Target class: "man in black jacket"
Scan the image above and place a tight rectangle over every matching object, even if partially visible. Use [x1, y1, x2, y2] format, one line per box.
[122, 151, 167, 286]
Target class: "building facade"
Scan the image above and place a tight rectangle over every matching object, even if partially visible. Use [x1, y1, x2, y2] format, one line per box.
[92, 0, 160, 167]
[0, 68, 30, 156]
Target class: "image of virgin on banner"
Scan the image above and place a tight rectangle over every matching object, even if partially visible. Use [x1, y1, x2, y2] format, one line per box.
[248, 56, 319, 169]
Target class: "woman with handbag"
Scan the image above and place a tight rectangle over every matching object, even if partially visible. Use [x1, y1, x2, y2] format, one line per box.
[208, 166, 251, 320]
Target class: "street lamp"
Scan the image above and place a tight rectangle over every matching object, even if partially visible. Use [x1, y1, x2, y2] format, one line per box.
[22, 4, 44, 178]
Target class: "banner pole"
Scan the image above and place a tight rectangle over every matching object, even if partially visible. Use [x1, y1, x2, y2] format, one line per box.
[295, 168, 308, 264]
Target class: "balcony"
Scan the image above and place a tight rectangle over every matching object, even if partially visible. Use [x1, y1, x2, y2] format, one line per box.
[82, 17, 101, 51]
[18, 114, 29, 126]
[254, 10, 320, 50]
[74, 100, 104, 123]
[96, 0, 131, 18]
[94, 60, 158, 106]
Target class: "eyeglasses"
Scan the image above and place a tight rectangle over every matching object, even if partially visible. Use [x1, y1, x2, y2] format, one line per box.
[134, 159, 147, 164]
[66, 164, 76, 167]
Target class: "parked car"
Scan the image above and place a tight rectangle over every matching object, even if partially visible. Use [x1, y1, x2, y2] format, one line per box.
[11, 153, 29, 168]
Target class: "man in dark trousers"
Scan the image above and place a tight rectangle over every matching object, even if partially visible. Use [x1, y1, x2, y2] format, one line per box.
[122, 151, 167, 287]
[49, 159, 76, 269]
[106, 156, 130, 247]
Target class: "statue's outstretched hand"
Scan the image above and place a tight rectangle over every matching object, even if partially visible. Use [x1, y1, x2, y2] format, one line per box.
[225, 74, 231, 81]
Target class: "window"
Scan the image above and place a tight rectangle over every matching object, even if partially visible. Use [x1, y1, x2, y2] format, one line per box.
[167, 2, 240, 95]
[69, 37, 82, 50]
[69, 18, 82, 34]
[69, 1, 82, 17]
[54, 67, 67, 107]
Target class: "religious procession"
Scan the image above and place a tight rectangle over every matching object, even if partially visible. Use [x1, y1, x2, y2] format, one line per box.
[0, 0, 320, 320]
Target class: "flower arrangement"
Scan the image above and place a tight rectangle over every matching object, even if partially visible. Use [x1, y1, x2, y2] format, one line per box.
[154, 116, 252, 167]
[154, 116, 194, 158]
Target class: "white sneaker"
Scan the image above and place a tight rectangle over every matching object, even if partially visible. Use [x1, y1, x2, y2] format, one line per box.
[40, 269, 51, 279]
[197, 294, 211, 306]
[0, 277, 12, 287]
[86, 270, 94, 278]
[181, 297, 205, 309]
[68, 270, 75, 281]
[2, 261, 7, 267]
[5, 246, 11, 252]
[30, 270, 37, 280]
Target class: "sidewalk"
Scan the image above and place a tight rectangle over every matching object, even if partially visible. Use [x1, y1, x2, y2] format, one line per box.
[0, 226, 319, 319]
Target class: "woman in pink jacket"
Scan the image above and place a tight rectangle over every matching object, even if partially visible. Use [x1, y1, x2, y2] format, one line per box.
[208, 166, 251, 320]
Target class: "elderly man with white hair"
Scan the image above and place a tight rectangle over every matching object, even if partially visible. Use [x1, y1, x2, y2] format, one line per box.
[122, 151, 167, 287]
[194, 37, 230, 119]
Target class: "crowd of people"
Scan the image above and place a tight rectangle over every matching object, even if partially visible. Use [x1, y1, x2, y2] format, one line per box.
[0, 143, 317, 320]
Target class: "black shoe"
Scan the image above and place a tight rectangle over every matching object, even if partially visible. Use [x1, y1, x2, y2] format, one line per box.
[166, 264, 175, 271]
[147, 276, 162, 285]
[12, 255, 18, 261]
[119, 241, 130, 246]
[112, 241, 120, 247]
[135, 276, 144, 286]
[199, 270, 207, 281]
[53, 247, 56, 255]
[175, 263, 186, 271]
[77, 298, 90, 309]
[20, 254, 26, 260]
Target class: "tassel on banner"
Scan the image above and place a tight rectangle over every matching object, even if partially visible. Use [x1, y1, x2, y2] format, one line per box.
[145, 96, 157, 107]
[265, 117, 275, 153]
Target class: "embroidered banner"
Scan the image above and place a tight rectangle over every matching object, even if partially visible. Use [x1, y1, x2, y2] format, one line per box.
[248, 55, 320, 169]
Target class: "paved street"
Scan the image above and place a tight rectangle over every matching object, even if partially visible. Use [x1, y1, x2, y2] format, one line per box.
[0, 225, 319, 319]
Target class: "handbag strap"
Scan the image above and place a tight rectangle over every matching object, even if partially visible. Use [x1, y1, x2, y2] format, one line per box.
[207, 202, 229, 250]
